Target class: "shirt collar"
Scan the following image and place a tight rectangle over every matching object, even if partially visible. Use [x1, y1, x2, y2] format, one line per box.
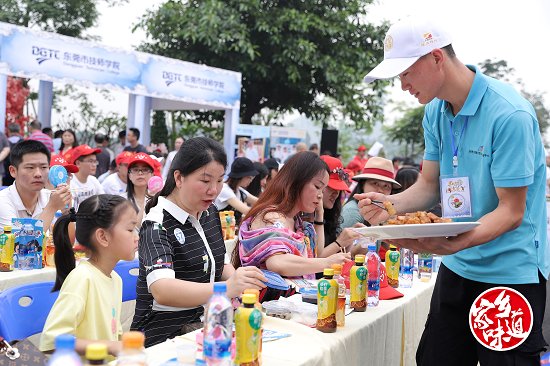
[157, 196, 209, 224]
[9, 183, 49, 215]
[441, 65, 488, 120]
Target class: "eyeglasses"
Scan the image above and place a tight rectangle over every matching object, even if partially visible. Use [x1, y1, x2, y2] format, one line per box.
[330, 167, 349, 182]
[129, 168, 153, 175]
[82, 160, 99, 165]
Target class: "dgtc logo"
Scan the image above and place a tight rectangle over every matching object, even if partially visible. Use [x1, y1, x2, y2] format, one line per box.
[32, 46, 60, 64]
[162, 71, 183, 87]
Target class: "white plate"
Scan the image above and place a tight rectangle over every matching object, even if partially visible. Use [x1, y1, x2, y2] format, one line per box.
[351, 222, 480, 240]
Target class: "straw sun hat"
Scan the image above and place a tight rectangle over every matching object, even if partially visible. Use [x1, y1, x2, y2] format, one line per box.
[352, 157, 401, 189]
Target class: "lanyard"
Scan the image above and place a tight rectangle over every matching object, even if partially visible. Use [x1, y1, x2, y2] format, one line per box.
[449, 116, 469, 176]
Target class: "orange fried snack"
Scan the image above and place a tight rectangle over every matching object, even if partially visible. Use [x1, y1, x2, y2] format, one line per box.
[383, 201, 396, 216]
[386, 211, 452, 225]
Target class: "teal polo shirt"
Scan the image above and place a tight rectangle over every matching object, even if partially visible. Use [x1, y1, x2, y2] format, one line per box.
[423, 65, 548, 284]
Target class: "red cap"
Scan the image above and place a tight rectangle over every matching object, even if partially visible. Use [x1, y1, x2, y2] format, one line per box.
[127, 153, 161, 177]
[320, 155, 350, 192]
[63, 145, 101, 165]
[50, 155, 79, 173]
[115, 151, 135, 166]
[379, 265, 404, 300]
[357, 145, 367, 151]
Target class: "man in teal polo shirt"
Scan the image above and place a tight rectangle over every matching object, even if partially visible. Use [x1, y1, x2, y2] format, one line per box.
[357, 17, 548, 365]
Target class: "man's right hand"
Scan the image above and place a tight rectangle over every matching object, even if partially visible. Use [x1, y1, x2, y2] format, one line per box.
[355, 192, 391, 225]
[48, 185, 72, 211]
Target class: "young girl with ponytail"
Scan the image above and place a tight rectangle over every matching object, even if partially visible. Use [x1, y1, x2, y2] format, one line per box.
[39, 194, 138, 356]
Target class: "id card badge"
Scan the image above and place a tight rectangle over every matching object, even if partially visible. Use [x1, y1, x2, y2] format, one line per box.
[439, 175, 473, 218]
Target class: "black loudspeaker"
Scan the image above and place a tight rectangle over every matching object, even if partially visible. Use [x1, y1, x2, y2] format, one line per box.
[320, 129, 338, 156]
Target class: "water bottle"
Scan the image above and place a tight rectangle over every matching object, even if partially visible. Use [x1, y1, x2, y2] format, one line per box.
[366, 243, 380, 307]
[399, 248, 414, 288]
[47, 334, 82, 366]
[418, 252, 434, 282]
[203, 283, 233, 366]
[116, 331, 147, 365]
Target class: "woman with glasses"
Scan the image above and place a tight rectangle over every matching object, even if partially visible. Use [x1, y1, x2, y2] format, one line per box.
[123, 152, 156, 226]
[317, 155, 362, 255]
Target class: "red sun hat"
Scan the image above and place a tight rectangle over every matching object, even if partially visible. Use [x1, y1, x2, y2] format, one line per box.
[50, 155, 79, 173]
[115, 151, 135, 166]
[320, 155, 350, 193]
[127, 153, 161, 177]
[63, 145, 101, 165]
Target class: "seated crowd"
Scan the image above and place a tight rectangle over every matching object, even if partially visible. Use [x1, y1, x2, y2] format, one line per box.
[0, 128, 416, 354]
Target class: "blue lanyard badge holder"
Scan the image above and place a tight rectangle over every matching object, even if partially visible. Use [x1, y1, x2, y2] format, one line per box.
[439, 117, 473, 219]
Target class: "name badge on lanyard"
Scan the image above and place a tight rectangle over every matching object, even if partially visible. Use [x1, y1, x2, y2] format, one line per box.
[440, 116, 473, 218]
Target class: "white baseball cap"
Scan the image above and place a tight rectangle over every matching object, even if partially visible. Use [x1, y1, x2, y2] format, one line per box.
[363, 17, 452, 84]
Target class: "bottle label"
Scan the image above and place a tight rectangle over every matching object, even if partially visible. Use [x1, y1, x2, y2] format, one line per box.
[350, 266, 367, 303]
[248, 309, 262, 330]
[317, 279, 337, 330]
[368, 279, 380, 291]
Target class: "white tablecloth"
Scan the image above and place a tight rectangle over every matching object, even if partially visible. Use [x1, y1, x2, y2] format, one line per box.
[143, 275, 436, 366]
[0, 267, 56, 292]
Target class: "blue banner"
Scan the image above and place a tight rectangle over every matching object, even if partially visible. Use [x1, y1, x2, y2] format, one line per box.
[0, 24, 141, 90]
[141, 56, 241, 108]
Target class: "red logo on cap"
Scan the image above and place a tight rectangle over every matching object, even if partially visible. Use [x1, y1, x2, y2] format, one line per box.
[469, 287, 533, 351]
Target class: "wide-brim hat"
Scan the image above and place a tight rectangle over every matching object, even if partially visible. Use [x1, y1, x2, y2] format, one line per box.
[228, 157, 258, 179]
[363, 17, 452, 84]
[353, 157, 401, 188]
[320, 155, 350, 193]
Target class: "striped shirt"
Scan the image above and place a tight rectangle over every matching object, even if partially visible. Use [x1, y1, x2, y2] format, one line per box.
[27, 131, 54, 152]
[131, 197, 225, 347]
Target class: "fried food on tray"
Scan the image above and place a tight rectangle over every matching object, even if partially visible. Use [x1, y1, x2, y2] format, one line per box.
[383, 201, 396, 216]
[386, 211, 452, 225]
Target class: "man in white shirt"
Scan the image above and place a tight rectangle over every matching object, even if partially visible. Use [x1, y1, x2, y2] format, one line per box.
[0, 140, 72, 229]
[102, 151, 134, 195]
[64, 144, 105, 210]
[162, 137, 184, 181]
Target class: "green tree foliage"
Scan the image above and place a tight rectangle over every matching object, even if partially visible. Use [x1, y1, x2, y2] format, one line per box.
[384, 105, 425, 159]
[479, 58, 549, 135]
[137, 0, 388, 129]
[0, 0, 127, 38]
[151, 111, 169, 145]
[54, 86, 126, 145]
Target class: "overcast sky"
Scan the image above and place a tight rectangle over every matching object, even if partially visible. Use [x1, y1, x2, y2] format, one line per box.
[60, 0, 550, 128]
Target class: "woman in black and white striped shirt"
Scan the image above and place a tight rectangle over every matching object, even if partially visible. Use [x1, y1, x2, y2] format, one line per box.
[131, 137, 266, 347]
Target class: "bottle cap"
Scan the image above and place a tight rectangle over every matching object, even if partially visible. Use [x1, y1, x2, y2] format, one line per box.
[331, 263, 342, 274]
[213, 282, 227, 293]
[54, 334, 75, 350]
[323, 268, 334, 276]
[243, 288, 260, 298]
[3, 225, 11, 232]
[122, 331, 145, 349]
[242, 293, 257, 304]
[368, 244, 377, 251]
[354, 254, 365, 264]
[85, 343, 107, 361]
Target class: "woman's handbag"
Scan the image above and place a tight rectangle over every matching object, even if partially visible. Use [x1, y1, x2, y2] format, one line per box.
[0, 337, 49, 366]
